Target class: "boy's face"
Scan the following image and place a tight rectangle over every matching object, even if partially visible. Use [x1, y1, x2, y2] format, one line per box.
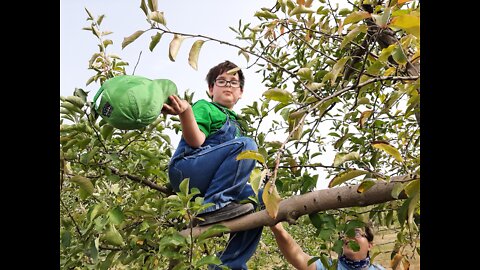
[208, 72, 243, 109]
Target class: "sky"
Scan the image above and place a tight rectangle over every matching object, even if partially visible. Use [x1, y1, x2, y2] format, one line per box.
[60, 0, 334, 189]
[60, 0, 273, 106]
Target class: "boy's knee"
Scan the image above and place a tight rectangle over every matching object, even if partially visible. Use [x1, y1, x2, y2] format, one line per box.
[239, 137, 257, 151]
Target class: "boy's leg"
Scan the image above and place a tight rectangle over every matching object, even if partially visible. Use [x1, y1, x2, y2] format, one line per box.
[169, 137, 257, 213]
[210, 186, 263, 270]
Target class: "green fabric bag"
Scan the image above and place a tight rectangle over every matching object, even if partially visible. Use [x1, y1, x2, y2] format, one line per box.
[93, 75, 178, 130]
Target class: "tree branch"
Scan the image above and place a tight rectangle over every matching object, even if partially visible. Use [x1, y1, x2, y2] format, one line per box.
[180, 174, 415, 238]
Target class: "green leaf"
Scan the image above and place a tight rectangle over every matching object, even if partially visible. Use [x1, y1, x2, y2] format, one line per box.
[149, 11, 166, 26]
[196, 255, 222, 267]
[357, 97, 370, 105]
[390, 14, 420, 39]
[108, 206, 125, 225]
[188, 40, 205, 71]
[101, 124, 114, 140]
[140, 0, 148, 16]
[70, 175, 94, 197]
[333, 152, 360, 167]
[334, 133, 353, 149]
[357, 180, 376, 193]
[197, 224, 230, 242]
[149, 32, 162, 52]
[99, 251, 117, 270]
[322, 57, 349, 86]
[263, 88, 293, 104]
[122, 30, 145, 49]
[297, 67, 313, 81]
[147, 0, 158, 11]
[343, 11, 371, 25]
[371, 141, 403, 162]
[404, 179, 420, 198]
[378, 44, 397, 64]
[236, 150, 265, 164]
[84, 7, 94, 20]
[340, 24, 367, 49]
[392, 44, 408, 65]
[65, 95, 85, 108]
[391, 182, 405, 199]
[179, 178, 190, 195]
[102, 225, 124, 247]
[168, 34, 186, 62]
[328, 169, 369, 188]
[254, 10, 278, 20]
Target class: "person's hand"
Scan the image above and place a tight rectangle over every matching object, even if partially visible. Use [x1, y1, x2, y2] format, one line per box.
[162, 95, 190, 115]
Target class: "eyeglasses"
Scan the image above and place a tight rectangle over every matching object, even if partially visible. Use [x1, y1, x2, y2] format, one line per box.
[341, 229, 367, 240]
[215, 79, 241, 88]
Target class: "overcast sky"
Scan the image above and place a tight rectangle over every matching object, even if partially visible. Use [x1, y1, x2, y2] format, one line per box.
[60, 0, 273, 107]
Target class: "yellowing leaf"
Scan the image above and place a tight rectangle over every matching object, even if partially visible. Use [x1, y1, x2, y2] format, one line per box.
[358, 110, 373, 128]
[149, 11, 166, 26]
[168, 34, 185, 62]
[404, 179, 420, 198]
[262, 180, 281, 219]
[122, 30, 145, 49]
[289, 5, 314, 16]
[398, 0, 412, 3]
[188, 40, 205, 71]
[70, 175, 94, 197]
[248, 168, 263, 195]
[371, 141, 404, 162]
[236, 150, 266, 164]
[333, 152, 360, 167]
[149, 32, 162, 52]
[328, 169, 369, 188]
[343, 11, 371, 26]
[238, 50, 250, 63]
[227, 67, 241, 75]
[263, 88, 293, 104]
[391, 253, 403, 269]
[390, 15, 420, 39]
[357, 180, 376, 193]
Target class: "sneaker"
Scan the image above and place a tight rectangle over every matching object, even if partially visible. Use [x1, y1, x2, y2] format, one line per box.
[194, 202, 254, 226]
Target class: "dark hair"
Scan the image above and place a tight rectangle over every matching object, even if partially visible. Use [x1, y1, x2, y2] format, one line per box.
[364, 225, 374, 242]
[206, 60, 245, 89]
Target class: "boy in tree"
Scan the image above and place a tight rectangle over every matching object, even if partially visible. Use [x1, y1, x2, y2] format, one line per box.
[162, 60, 262, 270]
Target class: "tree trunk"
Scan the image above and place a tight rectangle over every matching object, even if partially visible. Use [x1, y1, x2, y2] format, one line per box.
[180, 175, 415, 238]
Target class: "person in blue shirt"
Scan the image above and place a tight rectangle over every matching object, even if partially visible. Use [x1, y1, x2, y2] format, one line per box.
[270, 222, 386, 270]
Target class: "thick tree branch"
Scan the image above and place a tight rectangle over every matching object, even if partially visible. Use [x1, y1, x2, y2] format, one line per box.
[180, 174, 415, 238]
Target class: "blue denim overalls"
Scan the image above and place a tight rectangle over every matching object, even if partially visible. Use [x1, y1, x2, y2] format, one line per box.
[168, 105, 263, 270]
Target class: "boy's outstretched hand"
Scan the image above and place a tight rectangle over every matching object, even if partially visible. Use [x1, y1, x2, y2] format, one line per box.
[162, 95, 191, 115]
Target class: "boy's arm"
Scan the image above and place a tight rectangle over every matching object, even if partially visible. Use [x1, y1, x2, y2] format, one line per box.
[162, 95, 206, 148]
[270, 223, 318, 270]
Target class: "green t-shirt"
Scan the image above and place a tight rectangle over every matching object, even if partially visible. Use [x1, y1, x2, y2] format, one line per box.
[192, 99, 238, 137]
